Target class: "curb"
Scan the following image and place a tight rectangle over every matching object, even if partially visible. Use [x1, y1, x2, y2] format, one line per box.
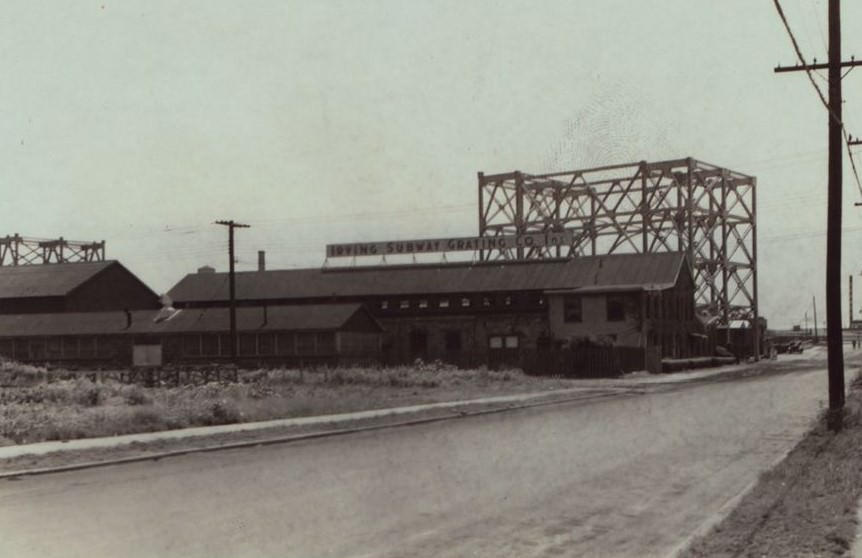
[0, 389, 630, 479]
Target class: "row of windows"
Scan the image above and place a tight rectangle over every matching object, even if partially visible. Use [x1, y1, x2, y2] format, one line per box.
[379, 293, 544, 312]
[488, 335, 520, 349]
[645, 292, 693, 321]
[563, 295, 626, 323]
[403, 330, 519, 354]
[0, 337, 118, 360]
[180, 332, 337, 357]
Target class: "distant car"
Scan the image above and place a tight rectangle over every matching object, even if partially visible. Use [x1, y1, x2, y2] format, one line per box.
[787, 340, 803, 354]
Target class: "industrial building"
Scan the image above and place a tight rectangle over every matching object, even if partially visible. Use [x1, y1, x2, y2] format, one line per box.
[0, 249, 382, 367]
[168, 251, 708, 371]
[0, 304, 383, 368]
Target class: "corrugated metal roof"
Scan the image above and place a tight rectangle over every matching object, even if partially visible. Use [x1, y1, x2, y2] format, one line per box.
[0, 304, 377, 337]
[168, 252, 687, 303]
[0, 261, 117, 299]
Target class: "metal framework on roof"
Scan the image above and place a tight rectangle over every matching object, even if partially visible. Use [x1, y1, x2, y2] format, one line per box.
[0, 234, 105, 266]
[477, 157, 757, 329]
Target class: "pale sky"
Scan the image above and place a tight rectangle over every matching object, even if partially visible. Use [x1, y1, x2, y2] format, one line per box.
[2, 1, 861, 329]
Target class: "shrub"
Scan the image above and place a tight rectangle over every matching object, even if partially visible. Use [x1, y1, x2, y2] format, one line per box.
[121, 385, 152, 406]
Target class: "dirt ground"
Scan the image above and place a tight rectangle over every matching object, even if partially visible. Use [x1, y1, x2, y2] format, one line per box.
[680, 374, 862, 558]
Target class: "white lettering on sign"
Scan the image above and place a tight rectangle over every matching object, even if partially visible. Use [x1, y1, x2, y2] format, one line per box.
[326, 231, 574, 258]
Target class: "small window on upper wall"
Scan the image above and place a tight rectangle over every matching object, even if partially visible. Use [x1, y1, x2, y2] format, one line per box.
[439, 299, 451, 309]
[461, 297, 472, 308]
[504, 335, 519, 349]
[399, 300, 410, 309]
[482, 296, 492, 307]
[380, 300, 389, 310]
[418, 299, 429, 309]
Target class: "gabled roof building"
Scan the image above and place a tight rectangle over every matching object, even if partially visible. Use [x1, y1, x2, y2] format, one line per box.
[168, 252, 706, 370]
[0, 261, 160, 314]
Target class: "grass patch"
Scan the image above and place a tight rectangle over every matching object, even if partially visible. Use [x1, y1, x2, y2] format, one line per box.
[681, 371, 862, 557]
[0, 359, 570, 445]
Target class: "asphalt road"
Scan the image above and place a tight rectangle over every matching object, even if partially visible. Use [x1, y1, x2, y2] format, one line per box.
[0, 356, 841, 557]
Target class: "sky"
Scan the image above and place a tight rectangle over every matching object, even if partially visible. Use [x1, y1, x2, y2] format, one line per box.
[1, 0, 861, 329]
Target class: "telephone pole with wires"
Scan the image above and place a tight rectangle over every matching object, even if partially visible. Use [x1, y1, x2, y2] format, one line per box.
[215, 220, 250, 363]
[774, 0, 862, 431]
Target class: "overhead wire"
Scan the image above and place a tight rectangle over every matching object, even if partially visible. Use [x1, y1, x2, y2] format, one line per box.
[772, 0, 862, 198]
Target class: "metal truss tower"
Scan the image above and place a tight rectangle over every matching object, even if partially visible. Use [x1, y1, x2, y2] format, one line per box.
[477, 157, 757, 329]
[0, 234, 106, 266]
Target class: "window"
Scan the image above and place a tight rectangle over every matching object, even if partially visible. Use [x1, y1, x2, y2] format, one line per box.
[62, 337, 78, 358]
[277, 333, 294, 355]
[504, 335, 519, 349]
[564, 295, 583, 322]
[489, 336, 503, 349]
[399, 300, 410, 309]
[504, 295, 513, 307]
[461, 297, 472, 308]
[418, 299, 429, 309]
[239, 333, 256, 356]
[482, 296, 492, 307]
[219, 334, 232, 356]
[258, 333, 275, 355]
[438, 299, 450, 309]
[183, 335, 201, 357]
[380, 300, 389, 310]
[47, 338, 62, 358]
[201, 334, 220, 356]
[606, 296, 625, 322]
[296, 333, 316, 355]
[317, 332, 335, 354]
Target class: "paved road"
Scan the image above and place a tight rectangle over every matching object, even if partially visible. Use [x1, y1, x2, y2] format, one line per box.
[0, 356, 842, 557]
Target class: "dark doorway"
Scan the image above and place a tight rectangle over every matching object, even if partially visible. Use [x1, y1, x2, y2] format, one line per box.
[409, 330, 428, 360]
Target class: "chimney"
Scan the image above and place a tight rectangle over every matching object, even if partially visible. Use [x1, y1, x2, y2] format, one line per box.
[258, 250, 266, 272]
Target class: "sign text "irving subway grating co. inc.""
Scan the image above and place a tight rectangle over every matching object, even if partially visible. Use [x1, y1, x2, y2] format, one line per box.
[326, 232, 574, 258]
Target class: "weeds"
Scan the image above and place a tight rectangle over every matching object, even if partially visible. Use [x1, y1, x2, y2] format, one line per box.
[0, 359, 560, 445]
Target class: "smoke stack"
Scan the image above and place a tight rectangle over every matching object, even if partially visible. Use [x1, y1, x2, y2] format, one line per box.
[258, 250, 266, 272]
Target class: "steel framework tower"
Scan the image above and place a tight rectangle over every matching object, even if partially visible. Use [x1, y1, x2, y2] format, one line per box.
[0, 234, 106, 266]
[477, 157, 757, 329]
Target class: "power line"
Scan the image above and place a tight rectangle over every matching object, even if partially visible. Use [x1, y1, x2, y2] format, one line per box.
[773, 0, 862, 198]
[773, 0, 862, 429]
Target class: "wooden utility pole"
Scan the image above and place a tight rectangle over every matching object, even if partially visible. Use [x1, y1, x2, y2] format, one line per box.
[813, 296, 819, 343]
[215, 220, 250, 362]
[775, 0, 862, 431]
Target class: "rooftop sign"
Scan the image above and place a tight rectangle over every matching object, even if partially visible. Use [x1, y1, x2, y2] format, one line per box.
[326, 231, 574, 258]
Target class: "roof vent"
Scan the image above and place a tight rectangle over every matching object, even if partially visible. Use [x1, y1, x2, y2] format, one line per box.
[197, 265, 216, 274]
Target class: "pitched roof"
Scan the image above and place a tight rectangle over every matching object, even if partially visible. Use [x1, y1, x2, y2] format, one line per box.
[0, 304, 379, 337]
[0, 261, 117, 299]
[168, 252, 688, 304]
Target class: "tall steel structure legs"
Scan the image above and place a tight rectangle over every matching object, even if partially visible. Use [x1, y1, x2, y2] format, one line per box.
[0, 235, 106, 266]
[478, 158, 757, 330]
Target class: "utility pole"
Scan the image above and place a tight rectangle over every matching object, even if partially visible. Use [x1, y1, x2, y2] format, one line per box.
[813, 296, 819, 343]
[775, 0, 862, 431]
[215, 220, 250, 363]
